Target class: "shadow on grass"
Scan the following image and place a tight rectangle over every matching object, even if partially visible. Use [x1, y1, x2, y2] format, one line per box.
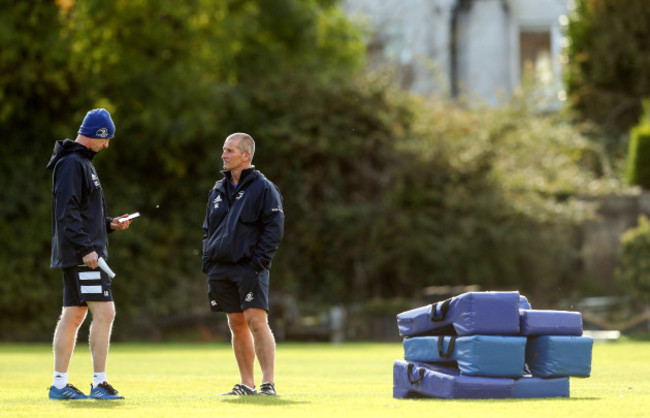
[401, 396, 601, 402]
[516, 396, 602, 402]
[220, 396, 310, 406]
[63, 400, 126, 409]
[564, 397, 601, 401]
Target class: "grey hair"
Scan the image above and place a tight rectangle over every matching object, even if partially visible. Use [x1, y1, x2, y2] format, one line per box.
[227, 132, 255, 161]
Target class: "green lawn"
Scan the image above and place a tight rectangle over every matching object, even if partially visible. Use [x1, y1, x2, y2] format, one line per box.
[1, 339, 649, 417]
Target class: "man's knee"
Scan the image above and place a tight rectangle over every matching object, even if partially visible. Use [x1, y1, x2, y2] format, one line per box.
[59, 306, 88, 329]
[227, 313, 249, 334]
[244, 309, 271, 334]
[88, 302, 116, 324]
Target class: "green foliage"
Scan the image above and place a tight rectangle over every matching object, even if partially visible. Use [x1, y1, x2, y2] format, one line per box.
[625, 102, 650, 188]
[0, 0, 79, 339]
[625, 124, 650, 188]
[565, 0, 650, 134]
[0, 0, 369, 339]
[617, 215, 650, 301]
[361, 97, 611, 305]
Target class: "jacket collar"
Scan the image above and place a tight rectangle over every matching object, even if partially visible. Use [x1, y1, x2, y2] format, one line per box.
[217, 167, 257, 193]
[222, 166, 256, 186]
[46, 139, 96, 170]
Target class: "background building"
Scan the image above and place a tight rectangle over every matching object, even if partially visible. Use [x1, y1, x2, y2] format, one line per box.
[342, 0, 570, 108]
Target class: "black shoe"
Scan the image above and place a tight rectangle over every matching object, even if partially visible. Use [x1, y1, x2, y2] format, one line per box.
[90, 382, 125, 400]
[221, 384, 257, 395]
[258, 382, 276, 396]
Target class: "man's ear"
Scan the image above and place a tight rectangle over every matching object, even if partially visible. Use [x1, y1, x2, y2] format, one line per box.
[244, 151, 251, 161]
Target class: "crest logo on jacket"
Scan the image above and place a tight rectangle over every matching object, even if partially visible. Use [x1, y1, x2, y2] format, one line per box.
[91, 173, 100, 187]
[245, 292, 254, 302]
[236, 191, 245, 200]
[213, 195, 222, 209]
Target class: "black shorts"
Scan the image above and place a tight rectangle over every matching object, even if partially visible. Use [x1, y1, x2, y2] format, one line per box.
[207, 262, 270, 313]
[62, 265, 114, 307]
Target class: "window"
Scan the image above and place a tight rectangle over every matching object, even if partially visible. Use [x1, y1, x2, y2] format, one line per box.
[519, 30, 552, 85]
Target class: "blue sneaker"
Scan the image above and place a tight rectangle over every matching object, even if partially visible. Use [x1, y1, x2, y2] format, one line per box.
[48, 383, 88, 400]
[89, 382, 124, 400]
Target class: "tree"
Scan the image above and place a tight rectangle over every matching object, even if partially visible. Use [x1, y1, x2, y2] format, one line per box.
[0, 0, 80, 339]
[0, 0, 369, 339]
[565, 0, 650, 134]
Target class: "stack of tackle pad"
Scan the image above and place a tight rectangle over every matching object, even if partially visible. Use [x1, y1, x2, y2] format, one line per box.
[393, 291, 593, 399]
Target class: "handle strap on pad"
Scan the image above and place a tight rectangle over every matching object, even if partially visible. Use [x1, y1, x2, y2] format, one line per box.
[437, 335, 457, 358]
[430, 298, 452, 322]
[407, 363, 425, 384]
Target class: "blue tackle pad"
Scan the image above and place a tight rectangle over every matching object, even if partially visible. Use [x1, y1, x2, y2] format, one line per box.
[393, 360, 512, 399]
[519, 295, 532, 310]
[396, 291, 523, 337]
[519, 309, 583, 336]
[393, 360, 570, 399]
[526, 335, 593, 377]
[403, 335, 526, 377]
[512, 375, 570, 398]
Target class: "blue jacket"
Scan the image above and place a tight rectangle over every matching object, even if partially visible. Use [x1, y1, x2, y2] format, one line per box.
[202, 167, 284, 273]
[46, 139, 113, 269]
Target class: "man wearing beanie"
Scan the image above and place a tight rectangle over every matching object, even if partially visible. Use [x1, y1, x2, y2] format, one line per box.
[46, 108, 134, 400]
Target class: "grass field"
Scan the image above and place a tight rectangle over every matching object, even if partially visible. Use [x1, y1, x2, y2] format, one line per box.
[1, 339, 649, 417]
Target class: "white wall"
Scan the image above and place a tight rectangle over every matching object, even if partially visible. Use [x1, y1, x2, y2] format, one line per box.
[342, 0, 456, 95]
[342, 0, 569, 107]
[455, 0, 511, 105]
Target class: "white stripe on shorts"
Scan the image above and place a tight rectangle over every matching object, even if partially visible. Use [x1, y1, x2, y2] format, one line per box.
[79, 271, 101, 281]
[81, 285, 103, 294]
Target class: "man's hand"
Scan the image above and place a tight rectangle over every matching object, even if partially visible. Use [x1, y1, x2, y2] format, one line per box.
[82, 251, 99, 269]
[110, 214, 132, 230]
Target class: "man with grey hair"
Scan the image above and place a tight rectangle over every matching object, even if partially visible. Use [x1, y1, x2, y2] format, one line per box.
[202, 132, 285, 396]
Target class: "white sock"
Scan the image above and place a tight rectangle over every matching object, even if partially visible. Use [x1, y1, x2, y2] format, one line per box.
[93, 372, 107, 388]
[53, 371, 68, 389]
[242, 383, 255, 391]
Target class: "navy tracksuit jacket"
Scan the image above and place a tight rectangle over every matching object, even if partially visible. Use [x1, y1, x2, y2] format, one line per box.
[202, 167, 284, 274]
[46, 139, 113, 269]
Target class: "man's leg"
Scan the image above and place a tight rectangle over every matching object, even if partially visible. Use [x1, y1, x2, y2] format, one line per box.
[85, 301, 124, 400]
[86, 301, 115, 374]
[53, 306, 88, 373]
[243, 308, 275, 385]
[227, 312, 256, 388]
[50, 306, 90, 399]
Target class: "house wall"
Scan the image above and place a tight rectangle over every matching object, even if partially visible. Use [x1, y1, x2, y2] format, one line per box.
[454, 0, 511, 105]
[341, 0, 569, 106]
[342, 0, 457, 95]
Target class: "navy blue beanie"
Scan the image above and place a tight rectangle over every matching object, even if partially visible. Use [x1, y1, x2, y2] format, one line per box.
[78, 108, 115, 139]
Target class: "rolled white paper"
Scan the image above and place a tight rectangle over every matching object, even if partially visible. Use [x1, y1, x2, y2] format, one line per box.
[97, 257, 116, 278]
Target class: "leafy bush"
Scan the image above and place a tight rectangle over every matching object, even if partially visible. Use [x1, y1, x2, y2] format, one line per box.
[625, 105, 650, 188]
[616, 215, 650, 302]
[361, 96, 615, 306]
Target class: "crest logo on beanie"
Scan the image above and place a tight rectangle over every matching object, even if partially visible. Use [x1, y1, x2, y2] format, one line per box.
[96, 128, 110, 138]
